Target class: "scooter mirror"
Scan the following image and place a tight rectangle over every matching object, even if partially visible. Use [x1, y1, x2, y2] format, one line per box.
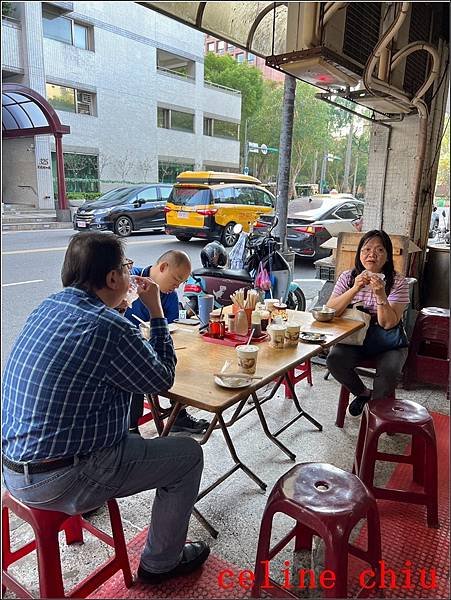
[233, 223, 243, 234]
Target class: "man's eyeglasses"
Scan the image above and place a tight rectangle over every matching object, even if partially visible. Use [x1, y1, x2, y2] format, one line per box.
[121, 259, 134, 271]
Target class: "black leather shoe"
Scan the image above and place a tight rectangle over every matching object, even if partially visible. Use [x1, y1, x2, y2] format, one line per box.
[137, 541, 210, 584]
[348, 394, 370, 417]
[171, 410, 210, 434]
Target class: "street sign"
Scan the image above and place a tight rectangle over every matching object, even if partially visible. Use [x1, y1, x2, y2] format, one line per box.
[260, 144, 268, 155]
[248, 142, 259, 154]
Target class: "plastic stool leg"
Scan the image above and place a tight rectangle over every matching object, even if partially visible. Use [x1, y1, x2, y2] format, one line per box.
[252, 508, 276, 598]
[294, 523, 314, 552]
[107, 500, 133, 587]
[324, 534, 349, 599]
[424, 433, 439, 528]
[64, 515, 84, 545]
[34, 530, 65, 598]
[336, 386, 350, 428]
[412, 434, 426, 485]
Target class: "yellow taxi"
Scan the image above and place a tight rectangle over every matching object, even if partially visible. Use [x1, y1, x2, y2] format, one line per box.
[164, 171, 275, 246]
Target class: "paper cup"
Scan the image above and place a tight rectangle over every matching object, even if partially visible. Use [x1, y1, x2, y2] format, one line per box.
[139, 322, 151, 340]
[285, 322, 300, 347]
[267, 324, 287, 349]
[236, 344, 259, 374]
[264, 299, 276, 313]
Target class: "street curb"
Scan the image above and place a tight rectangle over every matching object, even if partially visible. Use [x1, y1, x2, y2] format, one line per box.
[2, 222, 73, 231]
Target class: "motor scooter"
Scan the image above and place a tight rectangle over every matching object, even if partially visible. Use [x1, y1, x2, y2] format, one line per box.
[183, 220, 306, 313]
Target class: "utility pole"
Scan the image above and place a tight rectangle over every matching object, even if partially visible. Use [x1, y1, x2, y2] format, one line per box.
[353, 154, 359, 195]
[320, 151, 328, 193]
[312, 150, 318, 184]
[275, 74, 296, 253]
[243, 118, 248, 173]
[343, 118, 354, 192]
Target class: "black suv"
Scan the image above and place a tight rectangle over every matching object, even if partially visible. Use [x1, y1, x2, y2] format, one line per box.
[73, 184, 173, 237]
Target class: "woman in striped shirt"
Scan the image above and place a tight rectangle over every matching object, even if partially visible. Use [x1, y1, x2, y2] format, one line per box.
[326, 230, 410, 417]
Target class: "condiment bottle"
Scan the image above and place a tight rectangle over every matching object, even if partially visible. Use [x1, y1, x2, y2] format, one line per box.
[208, 314, 225, 339]
[235, 309, 249, 336]
[251, 310, 262, 337]
[228, 313, 236, 334]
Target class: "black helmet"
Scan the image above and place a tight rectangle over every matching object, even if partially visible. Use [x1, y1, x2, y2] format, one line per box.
[201, 241, 228, 268]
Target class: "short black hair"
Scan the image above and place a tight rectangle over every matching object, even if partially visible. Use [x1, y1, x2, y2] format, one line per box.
[61, 232, 125, 291]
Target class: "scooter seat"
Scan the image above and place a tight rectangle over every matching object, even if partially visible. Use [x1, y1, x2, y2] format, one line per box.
[192, 267, 253, 283]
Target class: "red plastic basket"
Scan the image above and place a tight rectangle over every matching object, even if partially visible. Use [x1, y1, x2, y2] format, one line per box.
[201, 331, 269, 347]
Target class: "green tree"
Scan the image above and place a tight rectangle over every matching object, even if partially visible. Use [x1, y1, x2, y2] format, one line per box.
[436, 121, 450, 199]
[204, 52, 264, 122]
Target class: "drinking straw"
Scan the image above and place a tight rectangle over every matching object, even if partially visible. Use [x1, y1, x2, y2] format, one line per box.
[131, 313, 148, 326]
[246, 328, 255, 345]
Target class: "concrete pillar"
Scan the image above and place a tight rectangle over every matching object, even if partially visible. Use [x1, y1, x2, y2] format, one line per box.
[21, 2, 54, 209]
[363, 41, 450, 280]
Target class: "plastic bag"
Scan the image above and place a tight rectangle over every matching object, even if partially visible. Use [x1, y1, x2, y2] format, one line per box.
[339, 303, 371, 346]
[255, 262, 272, 291]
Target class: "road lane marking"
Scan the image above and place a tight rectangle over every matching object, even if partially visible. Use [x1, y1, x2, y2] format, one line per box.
[2, 280, 44, 287]
[2, 238, 174, 256]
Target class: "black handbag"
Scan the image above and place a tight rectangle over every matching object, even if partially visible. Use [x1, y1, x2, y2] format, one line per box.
[361, 320, 409, 356]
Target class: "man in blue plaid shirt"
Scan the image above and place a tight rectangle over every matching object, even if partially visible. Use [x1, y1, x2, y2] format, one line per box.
[2, 232, 210, 584]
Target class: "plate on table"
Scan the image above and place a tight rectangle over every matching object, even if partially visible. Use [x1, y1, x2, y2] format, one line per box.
[214, 375, 252, 389]
[168, 323, 178, 333]
[299, 332, 327, 344]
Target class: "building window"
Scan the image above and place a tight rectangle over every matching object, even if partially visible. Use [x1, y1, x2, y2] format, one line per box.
[207, 42, 215, 52]
[46, 84, 95, 115]
[203, 117, 213, 136]
[236, 53, 244, 63]
[51, 152, 99, 193]
[42, 9, 92, 50]
[247, 53, 255, 63]
[158, 161, 194, 183]
[156, 49, 195, 79]
[227, 43, 235, 52]
[204, 117, 239, 140]
[158, 107, 194, 133]
[217, 40, 225, 54]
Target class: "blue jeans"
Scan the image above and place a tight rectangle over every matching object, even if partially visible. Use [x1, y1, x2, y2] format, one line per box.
[3, 434, 203, 573]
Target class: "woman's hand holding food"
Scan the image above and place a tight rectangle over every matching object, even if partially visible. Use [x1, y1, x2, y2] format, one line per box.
[352, 272, 371, 293]
[370, 274, 387, 302]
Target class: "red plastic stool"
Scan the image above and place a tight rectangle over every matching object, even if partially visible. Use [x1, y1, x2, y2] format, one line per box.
[252, 462, 382, 599]
[353, 398, 439, 528]
[335, 359, 382, 428]
[284, 360, 313, 399]
[2, 493, 133, 598]
[403, 307, 449, 390]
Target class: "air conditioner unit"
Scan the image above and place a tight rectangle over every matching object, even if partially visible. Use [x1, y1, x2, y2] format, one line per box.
[80, 93, 92, 104]
[266, 2, 441, 115]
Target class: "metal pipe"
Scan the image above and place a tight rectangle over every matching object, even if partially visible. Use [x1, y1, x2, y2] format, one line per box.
[316, 1, 348, 45]
[409, 98, 429, 239]
[363, 2, 410, 96]
[314, 93, 394, 127]
[390, 42, 440, 99]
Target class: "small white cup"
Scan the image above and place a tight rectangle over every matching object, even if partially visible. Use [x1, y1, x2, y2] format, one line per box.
[236, 344, 259, 374]
[285, 322, 301, 347]
[267, 324, 287, 349]
[139, 322, 151, 340]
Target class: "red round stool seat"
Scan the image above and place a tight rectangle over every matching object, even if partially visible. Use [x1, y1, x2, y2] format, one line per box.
[252, 462, 382, 599]
[2, 492, 133, 598]
[353, 398, 439, 528]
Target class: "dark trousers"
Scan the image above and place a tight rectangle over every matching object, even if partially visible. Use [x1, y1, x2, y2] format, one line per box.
[326, 344, 408, 399]
[130, 394, 178, 429]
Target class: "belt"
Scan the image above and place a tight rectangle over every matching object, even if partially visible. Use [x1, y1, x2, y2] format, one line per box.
[2, 455, 77, 474]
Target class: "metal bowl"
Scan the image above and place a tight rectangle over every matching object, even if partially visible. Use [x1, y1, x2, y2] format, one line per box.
[311, 307, 336, 322]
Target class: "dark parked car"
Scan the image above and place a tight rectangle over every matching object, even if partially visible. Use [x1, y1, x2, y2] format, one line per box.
[256, 194, 364, 259]
[73, 184, 173, 237]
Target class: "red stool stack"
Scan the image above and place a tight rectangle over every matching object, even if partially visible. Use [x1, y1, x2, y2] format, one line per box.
[403, 307, 449, 390]
[252, 462, 382, 599]
[353, 398, 439, 528]
[2, 493, 133, 598]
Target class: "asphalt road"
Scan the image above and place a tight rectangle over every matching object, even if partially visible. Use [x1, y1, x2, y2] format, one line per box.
[2, 228, 323, 368]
